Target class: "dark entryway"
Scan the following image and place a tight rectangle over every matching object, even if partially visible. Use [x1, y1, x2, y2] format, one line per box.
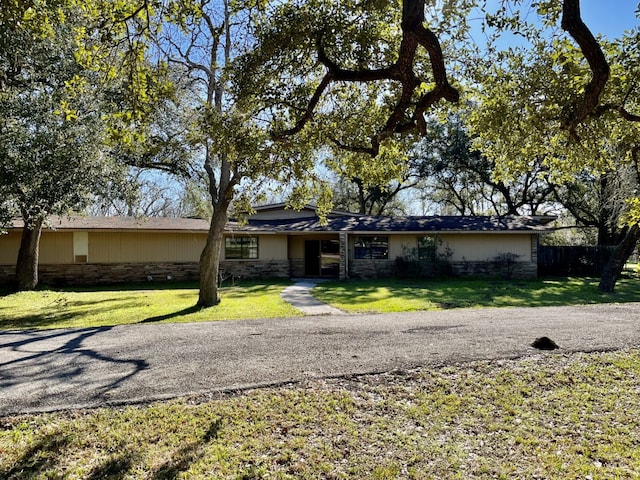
[304, 239, 340, 277]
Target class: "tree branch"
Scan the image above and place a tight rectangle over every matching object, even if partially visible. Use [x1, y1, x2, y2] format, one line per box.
[272, 0, 459, 156]
[560, 0, 610, 135]
[329, 136, 377, 156]
[271, 73, 333, 140]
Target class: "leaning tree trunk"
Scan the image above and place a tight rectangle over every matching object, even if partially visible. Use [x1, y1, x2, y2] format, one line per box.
[197, 151, 236, 308]
[197, 206, 229, 307]
[15, 217, 44, 291]
[598, 223, 639, 293]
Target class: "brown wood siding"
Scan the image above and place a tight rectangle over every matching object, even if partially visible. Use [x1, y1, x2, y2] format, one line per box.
[440, 234, 533, 262]
[89, 232, 207, 263]
[0, 232, 21, 265]
[0, 231, 74, 265]
[40, 232, 74, 264]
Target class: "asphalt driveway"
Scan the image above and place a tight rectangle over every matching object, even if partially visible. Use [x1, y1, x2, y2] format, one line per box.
[1, 302, 639, 416]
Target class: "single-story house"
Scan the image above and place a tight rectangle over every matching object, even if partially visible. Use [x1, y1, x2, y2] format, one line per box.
[0, 204, 553, 286]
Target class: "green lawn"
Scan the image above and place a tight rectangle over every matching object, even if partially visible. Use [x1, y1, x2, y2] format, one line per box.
[1, 276, 638, 331]
[313, 277, 640, 313]
[0, 280, 302, 330]
[2, 349, 640, 479]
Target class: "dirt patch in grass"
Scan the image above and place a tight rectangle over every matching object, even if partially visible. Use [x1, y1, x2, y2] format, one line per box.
[2, 349, 640, 479]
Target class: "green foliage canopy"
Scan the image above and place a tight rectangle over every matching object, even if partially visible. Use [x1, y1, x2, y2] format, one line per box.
[0, 9, 123, 227]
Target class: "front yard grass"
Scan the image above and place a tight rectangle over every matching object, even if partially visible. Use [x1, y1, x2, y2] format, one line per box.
[2, 349, 640, 479]
[313, 277, 640, 313]
[0, 280, 301, 331]
[1, 276, 638, 331]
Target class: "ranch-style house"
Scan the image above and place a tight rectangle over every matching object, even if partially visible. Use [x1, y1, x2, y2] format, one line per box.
[0, 204, 553, 286]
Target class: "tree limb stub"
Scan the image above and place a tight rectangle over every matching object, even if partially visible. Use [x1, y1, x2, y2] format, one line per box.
[618, 106, 640, 123]
[271, 72, 333, 140]
[329, 136, 377, 156]
[560, 0, 610, 135]
[273, 0, 459, 156]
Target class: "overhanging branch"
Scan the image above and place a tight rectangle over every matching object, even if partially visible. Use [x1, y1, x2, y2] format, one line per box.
[272, 0, 459, 156]
[560, 0, 610, 136]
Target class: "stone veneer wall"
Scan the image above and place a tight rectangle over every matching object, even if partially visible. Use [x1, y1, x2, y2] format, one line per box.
[0, 265, 14, 286]
[449, 260, 537, 279]
[0, 256, 538, 286]
[349, 259, 396, 278]
[0, 260, 290, 287]
[41, 263, 200, 286]
[339, 233, 348, 280]
[349, 258, 537, 279]
[219, 260, 289, 280]
[289, 258, 305, 278]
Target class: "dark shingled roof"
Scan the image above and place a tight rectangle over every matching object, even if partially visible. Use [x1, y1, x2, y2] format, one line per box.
[8, 214, 553, 233]
[9, 216, 211, 232]
[229, 214, 553, 233]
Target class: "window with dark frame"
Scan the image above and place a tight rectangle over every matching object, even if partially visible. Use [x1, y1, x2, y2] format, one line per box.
[418, 235, 437, 262]
[225, 236, 258, 259]
[354, 236, 388, 259]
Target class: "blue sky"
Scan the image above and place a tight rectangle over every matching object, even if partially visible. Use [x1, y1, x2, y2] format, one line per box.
[463, 1, 639, 53]
[581, 0, 639, 38]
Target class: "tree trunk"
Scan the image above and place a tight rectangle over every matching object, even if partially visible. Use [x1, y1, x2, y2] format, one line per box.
[197, 207, 228, 307]
[15, 217, 44, 291]
[598, 223, 639, 293]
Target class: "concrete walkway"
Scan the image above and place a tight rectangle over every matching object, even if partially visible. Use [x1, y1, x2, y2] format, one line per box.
[280, 279, 344, 315]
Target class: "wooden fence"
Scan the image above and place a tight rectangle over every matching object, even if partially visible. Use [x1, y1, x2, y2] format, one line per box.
[538, 245, 615, 277]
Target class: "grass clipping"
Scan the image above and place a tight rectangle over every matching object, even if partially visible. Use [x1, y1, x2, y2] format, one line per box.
[2, 349, 640, 479]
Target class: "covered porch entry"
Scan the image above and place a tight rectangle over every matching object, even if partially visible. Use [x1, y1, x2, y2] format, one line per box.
[288, 234, 343, 278]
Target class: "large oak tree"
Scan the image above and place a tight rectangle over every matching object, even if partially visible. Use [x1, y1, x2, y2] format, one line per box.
[247, 0, 638, 291]
[466, 3, 640, 292]
[0, 8, 125, 290]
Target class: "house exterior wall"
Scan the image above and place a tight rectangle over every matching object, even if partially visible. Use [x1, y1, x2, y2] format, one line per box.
[89, 232, 206, 263]
[218, 260, 289, 280]
[347, 233, 538, 279]
[439, 233, 533, 262]
[347, 234, 408, 278]
[0, 230, 289, 286]
[0, 226, 540, 285]
[40, 232, 75, 263]
[220, 234, 289, 279]
[0, 232, 21, 265]
[34, 262, 202, 285]
[0, 231, 74, 265]
[222, 234, 288, 261]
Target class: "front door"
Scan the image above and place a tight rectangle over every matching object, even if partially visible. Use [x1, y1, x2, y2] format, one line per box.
[319, 239, 340, 277]
[304, 239, 340, 277]
[304, 240, 321, 276]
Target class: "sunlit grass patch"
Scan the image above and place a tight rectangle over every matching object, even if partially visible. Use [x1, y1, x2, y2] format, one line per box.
[0, 280, 301, 330]
[313, 277, 640, 313]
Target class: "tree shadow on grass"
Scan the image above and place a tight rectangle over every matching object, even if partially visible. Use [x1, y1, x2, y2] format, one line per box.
[0, 431, 73, 479]
[0, 296, 148, 331]
[85, 451, 141, 480]
[150, 417, 223, 480]
[2, 416, 224, 480]
[1, 422, 141, 480]
[140, 305, 203, 323]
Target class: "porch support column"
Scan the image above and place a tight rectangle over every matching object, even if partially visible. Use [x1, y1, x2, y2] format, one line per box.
[339, 232, 348, 280]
